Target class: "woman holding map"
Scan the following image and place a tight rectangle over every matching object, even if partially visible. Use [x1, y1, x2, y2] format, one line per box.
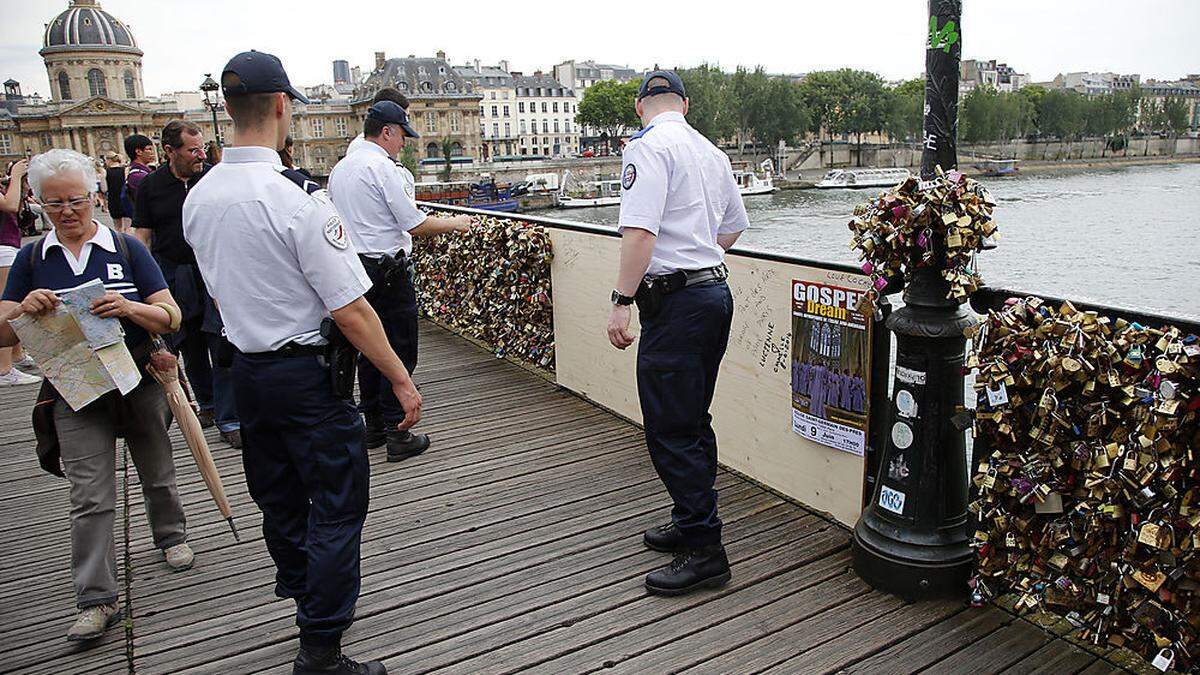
[0, 149, 194, 643]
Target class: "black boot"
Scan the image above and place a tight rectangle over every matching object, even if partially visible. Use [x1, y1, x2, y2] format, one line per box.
[363, 412, 386, 450]
[645, 544, 731, 596]
[292, 642, 386, 675]
[386, 429, 430, 462]
[643, 521, 687, 553]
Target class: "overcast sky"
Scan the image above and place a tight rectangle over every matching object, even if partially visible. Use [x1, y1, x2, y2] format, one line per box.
[2, 0, 1198, 99]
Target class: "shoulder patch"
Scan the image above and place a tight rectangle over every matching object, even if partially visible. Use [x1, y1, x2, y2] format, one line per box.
[628, 125, 654, 141]
[622, 163, 637, 190]
[278, 167, 322, 195]
[323, 215, 349, 249]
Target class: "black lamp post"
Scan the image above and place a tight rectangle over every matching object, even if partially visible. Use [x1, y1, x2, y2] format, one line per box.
[200, 74, 223, 146]
[851, 0, 974, 599]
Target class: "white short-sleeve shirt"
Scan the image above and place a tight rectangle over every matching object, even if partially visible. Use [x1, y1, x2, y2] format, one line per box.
[327, 140, 424, 257]
[617, 110, 749, 276]
[182, 145, 372, 353]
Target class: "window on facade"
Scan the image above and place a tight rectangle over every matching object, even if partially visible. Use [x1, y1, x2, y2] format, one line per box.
[541, 102, 547, 113]
[421, 81, 433, 92]
[565, 121, 571, 133]
[425, 114, 437, 133]
[418, 66, 427, 76]
[450, 142, 463, 156]
[503, 105, 509, 117]
[0, 133, 10, 155]
[57, 71, 71, 100]
[504, 122, 511, 136]
[491, 105, 498, 117]
[87, 69, 107, 97]
[398, 81, 409, 93]
[554, 121, 560, 132]
[492, 123, 499, 137]
[518, 102, 525, 113]
[335, 117, 347, 136]
[123, 70, 136, 98]
[542, 121, 549, 133]
[426, 142, 439, 158]
[520, 120, 527, 134]
[450, 112, 461, 133]
[311, 118, 324, 137]
[444, 81, 457, 93]
[553, 102, 559, 113]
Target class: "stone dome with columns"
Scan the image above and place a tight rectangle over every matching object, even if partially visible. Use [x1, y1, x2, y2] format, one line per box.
[40, 0, 144, 102]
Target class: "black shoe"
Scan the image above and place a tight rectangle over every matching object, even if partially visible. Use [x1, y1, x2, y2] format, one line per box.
[197, 409, 215, 429]
[645, 544, 731, 596]
[643, 521, 687, 553]
[386, 429, 430, 462]
[219, 429, 243, 449]
[363, 412, 386, 449]
[293, 643, 386, 675]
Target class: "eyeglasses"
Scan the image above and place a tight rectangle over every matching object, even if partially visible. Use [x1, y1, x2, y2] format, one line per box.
[41, 194, 92, 214]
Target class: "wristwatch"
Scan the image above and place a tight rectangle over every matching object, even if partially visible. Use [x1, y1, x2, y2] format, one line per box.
[611, 290, 635, 306]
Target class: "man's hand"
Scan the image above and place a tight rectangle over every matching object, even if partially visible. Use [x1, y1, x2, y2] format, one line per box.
[19, 289, 59, 317]
[607, 304, 636, 350]
[392, 380, 423, 430]
[91, 291, 132, 318]
[448, 215, 473, 233]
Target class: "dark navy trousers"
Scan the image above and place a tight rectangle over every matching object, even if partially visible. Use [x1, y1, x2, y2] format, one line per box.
[232, 352, 369, 645]
[357, 258, 418, 427]
[636, 281, 734, 548]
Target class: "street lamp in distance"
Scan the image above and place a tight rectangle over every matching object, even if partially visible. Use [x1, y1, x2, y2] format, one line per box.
[200, 74, 223, 147]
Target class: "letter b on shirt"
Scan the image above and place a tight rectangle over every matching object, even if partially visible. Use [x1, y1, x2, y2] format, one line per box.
[107, 263, 125, 280]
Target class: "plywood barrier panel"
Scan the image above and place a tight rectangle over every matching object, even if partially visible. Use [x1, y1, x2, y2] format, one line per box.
[551, 227, 871, 526]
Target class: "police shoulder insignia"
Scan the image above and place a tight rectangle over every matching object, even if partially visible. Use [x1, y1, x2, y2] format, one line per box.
[323, 216, 348, 249]
[622, 163, 637, 190]
[405, 181, 415, 199]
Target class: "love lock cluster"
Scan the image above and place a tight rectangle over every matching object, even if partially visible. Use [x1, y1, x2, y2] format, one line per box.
[968, 296, 1200, 672]
[847, 167, 998, 316]
[414, 213, 555, 369]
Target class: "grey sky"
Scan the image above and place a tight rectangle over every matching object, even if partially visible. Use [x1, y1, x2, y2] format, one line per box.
[2, 0, 1198, 100]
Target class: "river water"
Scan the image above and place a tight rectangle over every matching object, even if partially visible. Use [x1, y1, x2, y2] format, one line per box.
[543, 162, 1200, 322]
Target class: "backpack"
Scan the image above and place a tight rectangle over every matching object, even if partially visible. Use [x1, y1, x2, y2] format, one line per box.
[120, 165, 148, 218]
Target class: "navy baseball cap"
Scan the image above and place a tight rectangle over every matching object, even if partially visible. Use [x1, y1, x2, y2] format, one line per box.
[367, 100, 420, 138]
[637, 70, 686, 101]
[221, 50, 309, 104]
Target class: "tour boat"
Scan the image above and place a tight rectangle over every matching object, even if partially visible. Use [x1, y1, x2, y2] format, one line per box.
[557, 177, 623, 209]
[973, 159, 1020, 177]
[415, 180, 472, 205]
[733, 168, 777, 196]
[814, 168, 911, 189]
[466, 177, 523, 212]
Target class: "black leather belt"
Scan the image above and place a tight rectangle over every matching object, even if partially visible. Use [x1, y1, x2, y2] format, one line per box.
[644, 264, 729, 295]
[241, 342, 326, 359]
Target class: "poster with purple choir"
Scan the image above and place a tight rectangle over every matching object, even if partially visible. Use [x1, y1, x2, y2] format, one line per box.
[790, 279, 872, 456]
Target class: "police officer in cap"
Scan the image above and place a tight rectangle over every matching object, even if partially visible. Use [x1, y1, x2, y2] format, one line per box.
[607, 69, 748, 596]
[184, 50, 421, 675]
[327, 100, 470, 460]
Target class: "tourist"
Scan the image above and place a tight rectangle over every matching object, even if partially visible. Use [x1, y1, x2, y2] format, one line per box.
[278, 135, 312, 178]
[0, 158, 41, 386]
[133, 120, 241, 447]
[204, 139, 222, 165]
[606, 70, 747, 595]
[0, 148, 193, 641]
[103, 152, 130, 232]
[122, 133, 155, 208]
[184, 49, 419, 674]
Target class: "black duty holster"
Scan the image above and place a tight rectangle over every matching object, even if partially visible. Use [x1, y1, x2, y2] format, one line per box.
[319, 317, 359, 400]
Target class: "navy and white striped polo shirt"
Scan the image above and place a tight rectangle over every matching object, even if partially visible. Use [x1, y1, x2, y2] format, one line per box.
[2, 222, 168, 346]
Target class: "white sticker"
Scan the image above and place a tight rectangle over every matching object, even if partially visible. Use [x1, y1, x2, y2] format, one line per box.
[879, 485, 906, 515]
[891, 422, 914, 449]
[896, 390, 917, 418]
[896, 367, 926, 385]
[986, 383, 1009, 406]
[323, 216, 348, 250]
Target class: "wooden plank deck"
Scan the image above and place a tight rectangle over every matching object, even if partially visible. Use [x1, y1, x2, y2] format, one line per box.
[0, 322, 1133, 674]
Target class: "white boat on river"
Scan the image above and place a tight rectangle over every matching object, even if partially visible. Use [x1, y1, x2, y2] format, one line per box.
[814, 168, 911, 189]
[557, 177, 622, 208]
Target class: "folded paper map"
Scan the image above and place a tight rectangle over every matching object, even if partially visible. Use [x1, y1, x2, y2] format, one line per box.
[9, 279, 139, 411]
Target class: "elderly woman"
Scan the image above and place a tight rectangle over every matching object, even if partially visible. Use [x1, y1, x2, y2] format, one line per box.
[0, 149, 194, 642]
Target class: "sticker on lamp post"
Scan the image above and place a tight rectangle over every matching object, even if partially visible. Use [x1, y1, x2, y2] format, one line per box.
[879, 484, 906, 515]
[891, 421, 914, 449]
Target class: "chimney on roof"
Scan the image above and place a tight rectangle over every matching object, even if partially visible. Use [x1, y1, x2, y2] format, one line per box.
[474, 59, 480, 73]
[534, 70, 542, 77]
[436, 50, 446, 60]
[499, 60, 509, 73]
[375, 51, 385, 71]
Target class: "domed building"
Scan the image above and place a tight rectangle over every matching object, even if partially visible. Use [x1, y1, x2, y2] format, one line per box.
[41, 0, 145, 102]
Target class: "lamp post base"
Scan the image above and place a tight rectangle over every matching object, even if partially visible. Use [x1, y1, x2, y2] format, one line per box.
[852, 511, 972, 600]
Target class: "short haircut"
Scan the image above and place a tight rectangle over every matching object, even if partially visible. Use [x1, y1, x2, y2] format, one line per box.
[124, 134, 153, 161]
[161, 120, 202, 149]
[372, 87, 410, 110]
[223, 92, 278, 127]
[27, 148, 98, 200]
[363, 117, 391, 138]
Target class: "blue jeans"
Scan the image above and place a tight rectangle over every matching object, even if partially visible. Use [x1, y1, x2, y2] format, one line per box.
[232, 352, 368, 645]
[175, 319, 240, 433]
[636, 281, 733, 548]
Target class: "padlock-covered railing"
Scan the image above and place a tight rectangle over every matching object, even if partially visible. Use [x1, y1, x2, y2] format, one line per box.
[966, 285, 1200, 672]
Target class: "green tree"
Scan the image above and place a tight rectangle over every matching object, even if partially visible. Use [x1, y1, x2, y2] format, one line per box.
[677, 64, 733, 143]
[749, 77, 810, 152]
[1038, 89, 1087, 140]
[575, 79, 641, 152]
[884, 78, 924, 143]
[839, 69, 890, 145]
[1162, 97, 1190, 135]
[440, 138, 454, 182]
[399, 144, 419, 176]
[1016, 85, 1048, 133]
[796, 70, 844, 140]
[728, 66, 772, 151]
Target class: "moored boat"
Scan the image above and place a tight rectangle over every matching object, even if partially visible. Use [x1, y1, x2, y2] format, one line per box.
[814, 168, 911, 189]
[972, 158, 1020, 177]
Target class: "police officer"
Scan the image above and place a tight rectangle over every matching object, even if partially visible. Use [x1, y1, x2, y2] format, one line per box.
[607, 70, 748, 596]
[327, 100, 470, 460]
[183, 50, 421, 675]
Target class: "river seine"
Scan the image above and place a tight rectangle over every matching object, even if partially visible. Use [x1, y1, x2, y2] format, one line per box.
[544, 161, 1200, 321]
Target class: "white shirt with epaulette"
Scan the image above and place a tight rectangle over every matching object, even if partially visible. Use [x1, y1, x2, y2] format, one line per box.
[617, 110, 749, 276]
[328, 140, 424, 257]
[182, 145, 371, 353]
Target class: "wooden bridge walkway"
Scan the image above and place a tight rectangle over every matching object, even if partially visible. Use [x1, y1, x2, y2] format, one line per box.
[0, 323, 1136, 674]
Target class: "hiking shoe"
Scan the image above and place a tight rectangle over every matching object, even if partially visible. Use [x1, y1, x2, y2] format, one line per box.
[164, 543, 194, 571]
[643, 521, 687, 553]
[0, 368, 41, 386]
[66, 603, 121, 641]
[386, 430, 430, 462]
[293, 643, 386, 674]
[645, 544, 731, 596]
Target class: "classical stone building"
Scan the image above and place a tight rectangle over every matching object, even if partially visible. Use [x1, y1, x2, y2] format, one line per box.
[513, 74, 579, 157]
[358, 51, 484, 164]
[455, 61, 518, 160]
